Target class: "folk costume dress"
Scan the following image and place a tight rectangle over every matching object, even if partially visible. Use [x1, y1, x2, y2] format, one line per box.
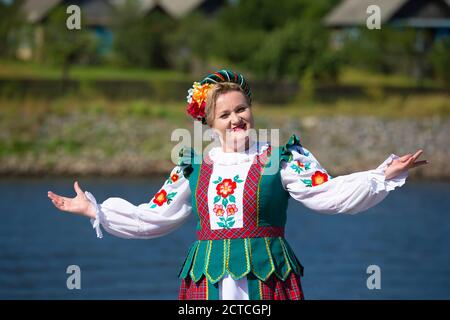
[85, 134, 407, 300]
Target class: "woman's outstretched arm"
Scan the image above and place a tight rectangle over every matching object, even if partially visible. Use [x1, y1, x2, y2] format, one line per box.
[48, 165, 192, 239]
[280, 146, 427, 215]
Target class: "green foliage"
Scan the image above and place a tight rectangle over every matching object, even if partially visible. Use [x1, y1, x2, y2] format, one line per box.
[340, 27, 417, 75]
[0, 0, 25, 58]
[218, 0, 306, 31]
[250, 20, 340, 81]
[211, 0, 340, 80]
[111, 0, 174, 69]
[167, 11, 218, 72]
[43, 6, 98, 78]
[429, 38, 450, 86]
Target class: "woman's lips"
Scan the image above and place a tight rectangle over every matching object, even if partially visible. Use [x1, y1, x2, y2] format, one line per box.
[231, 124, 247, 132]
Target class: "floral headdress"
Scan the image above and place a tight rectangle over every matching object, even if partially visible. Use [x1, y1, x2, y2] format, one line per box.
[186, 69, 252, 124]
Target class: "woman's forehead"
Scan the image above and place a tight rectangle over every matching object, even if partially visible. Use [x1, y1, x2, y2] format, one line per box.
[215, 91, 248, 112]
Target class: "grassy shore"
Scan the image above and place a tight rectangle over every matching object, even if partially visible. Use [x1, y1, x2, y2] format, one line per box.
[0, 59, 189, 81]
[0, 59, 444, 88]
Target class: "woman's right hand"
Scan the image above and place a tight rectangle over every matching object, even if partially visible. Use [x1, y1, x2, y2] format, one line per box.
[48, 181, 97, 218]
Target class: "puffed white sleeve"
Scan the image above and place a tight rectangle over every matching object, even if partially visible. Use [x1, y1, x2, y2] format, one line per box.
[280, 134, 408, 215]
[85, 164, 192, 239]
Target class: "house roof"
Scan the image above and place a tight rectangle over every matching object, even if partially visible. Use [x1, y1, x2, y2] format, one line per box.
[324, 0, 408, 26]
[157, 0, 205, 19]
[324, 0, 450, 27]
[111, 0, 206, 19]
[23, 0, 208, 24]
[22, 0, 62, 23]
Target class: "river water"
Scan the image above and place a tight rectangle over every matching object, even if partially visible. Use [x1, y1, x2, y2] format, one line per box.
[0, 177, 449, 299]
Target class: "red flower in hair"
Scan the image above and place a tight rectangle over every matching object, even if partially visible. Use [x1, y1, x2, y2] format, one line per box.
[186, 82, 211, 121]
[186, 100, 206, 120]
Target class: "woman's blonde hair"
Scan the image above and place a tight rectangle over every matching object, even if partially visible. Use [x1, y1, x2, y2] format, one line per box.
[205, 82, 251, 126]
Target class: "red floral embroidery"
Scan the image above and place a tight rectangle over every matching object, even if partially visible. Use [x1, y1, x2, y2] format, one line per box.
[153, 189, 167, 206]
[311, 171, 328, 186]
[296, 161, 305, 169]
[170, 173, 179, 183]
[226, 204, 238, 216]
[216, 179, 237, 198]
[213, 204, 225, 217]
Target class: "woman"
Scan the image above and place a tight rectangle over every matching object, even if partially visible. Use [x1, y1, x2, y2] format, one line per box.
[48, 70, 427, 300]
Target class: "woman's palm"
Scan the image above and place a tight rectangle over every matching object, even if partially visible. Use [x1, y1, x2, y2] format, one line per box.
[48, 181, 93, 217]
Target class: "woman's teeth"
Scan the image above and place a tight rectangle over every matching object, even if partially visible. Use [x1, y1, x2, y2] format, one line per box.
[232, 124, 246, 131]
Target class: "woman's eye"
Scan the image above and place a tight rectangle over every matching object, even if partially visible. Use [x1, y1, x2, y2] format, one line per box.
[220, 114, 228, 119]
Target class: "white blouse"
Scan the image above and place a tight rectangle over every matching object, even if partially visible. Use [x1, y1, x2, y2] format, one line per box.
[87, 141, 407, 239]
[85, 140, 407, 299]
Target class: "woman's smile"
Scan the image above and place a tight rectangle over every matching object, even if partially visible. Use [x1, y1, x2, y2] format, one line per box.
[231, 123, 247, 132]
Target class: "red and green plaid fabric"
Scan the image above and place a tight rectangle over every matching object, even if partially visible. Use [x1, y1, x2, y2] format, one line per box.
[178, 275, 208, 300]
[259, 272, 304, 300]
[196, 147, 284, 240]
[179, 272, 304, 300]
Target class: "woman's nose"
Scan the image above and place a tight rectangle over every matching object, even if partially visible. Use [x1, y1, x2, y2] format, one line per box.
[230, 113, 240, 124]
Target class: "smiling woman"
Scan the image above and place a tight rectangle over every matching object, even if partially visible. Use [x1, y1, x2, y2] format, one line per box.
[48, 69, 427, 300]
[206, 84, 254, 153]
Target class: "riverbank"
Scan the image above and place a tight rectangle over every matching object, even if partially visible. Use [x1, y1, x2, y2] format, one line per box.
[0, 96, 448, 179]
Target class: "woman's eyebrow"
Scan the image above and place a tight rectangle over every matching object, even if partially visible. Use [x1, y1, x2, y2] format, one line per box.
[234, 104, 248, 110]
[218, 104, 247, 116]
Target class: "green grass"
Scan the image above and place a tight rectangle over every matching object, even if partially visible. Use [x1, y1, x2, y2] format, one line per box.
[255, 93, 450, 119]
[339, 67, 440, 88]
[0, 60, 444, 89]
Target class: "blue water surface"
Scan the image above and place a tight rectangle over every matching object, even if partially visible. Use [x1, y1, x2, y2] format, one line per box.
[0, 177, 449, 299]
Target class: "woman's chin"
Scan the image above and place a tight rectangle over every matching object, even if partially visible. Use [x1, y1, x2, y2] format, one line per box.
[225, 133, 249, 150]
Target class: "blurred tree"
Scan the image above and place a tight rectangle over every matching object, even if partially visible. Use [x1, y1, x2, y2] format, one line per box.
[111, 0, 174, 69]
[167, 11, 218, 73]
[429, 38, 450, 86]
[211, 0, 340, 80]
[218, 0, 306, 31]
[250, 19, 340, 81]
[43, 6, 97, 81]
[341, 27, 417, 75]
[0, 0, 25, 58]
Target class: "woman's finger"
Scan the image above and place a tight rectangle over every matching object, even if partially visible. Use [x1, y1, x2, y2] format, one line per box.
[74, 181, 84, 196]
[411, 149, 423, 161]
[399, 154, 413, 162]
[47, 191, 60, 200]
[411, 160, 428, 168]
[51, 199, 63, 209]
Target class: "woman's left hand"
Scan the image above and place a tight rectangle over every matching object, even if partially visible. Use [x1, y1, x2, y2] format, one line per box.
[384, 149, 428, 180]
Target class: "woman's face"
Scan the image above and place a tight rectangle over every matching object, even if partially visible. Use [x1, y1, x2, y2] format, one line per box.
[211, 90, 254, 152]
